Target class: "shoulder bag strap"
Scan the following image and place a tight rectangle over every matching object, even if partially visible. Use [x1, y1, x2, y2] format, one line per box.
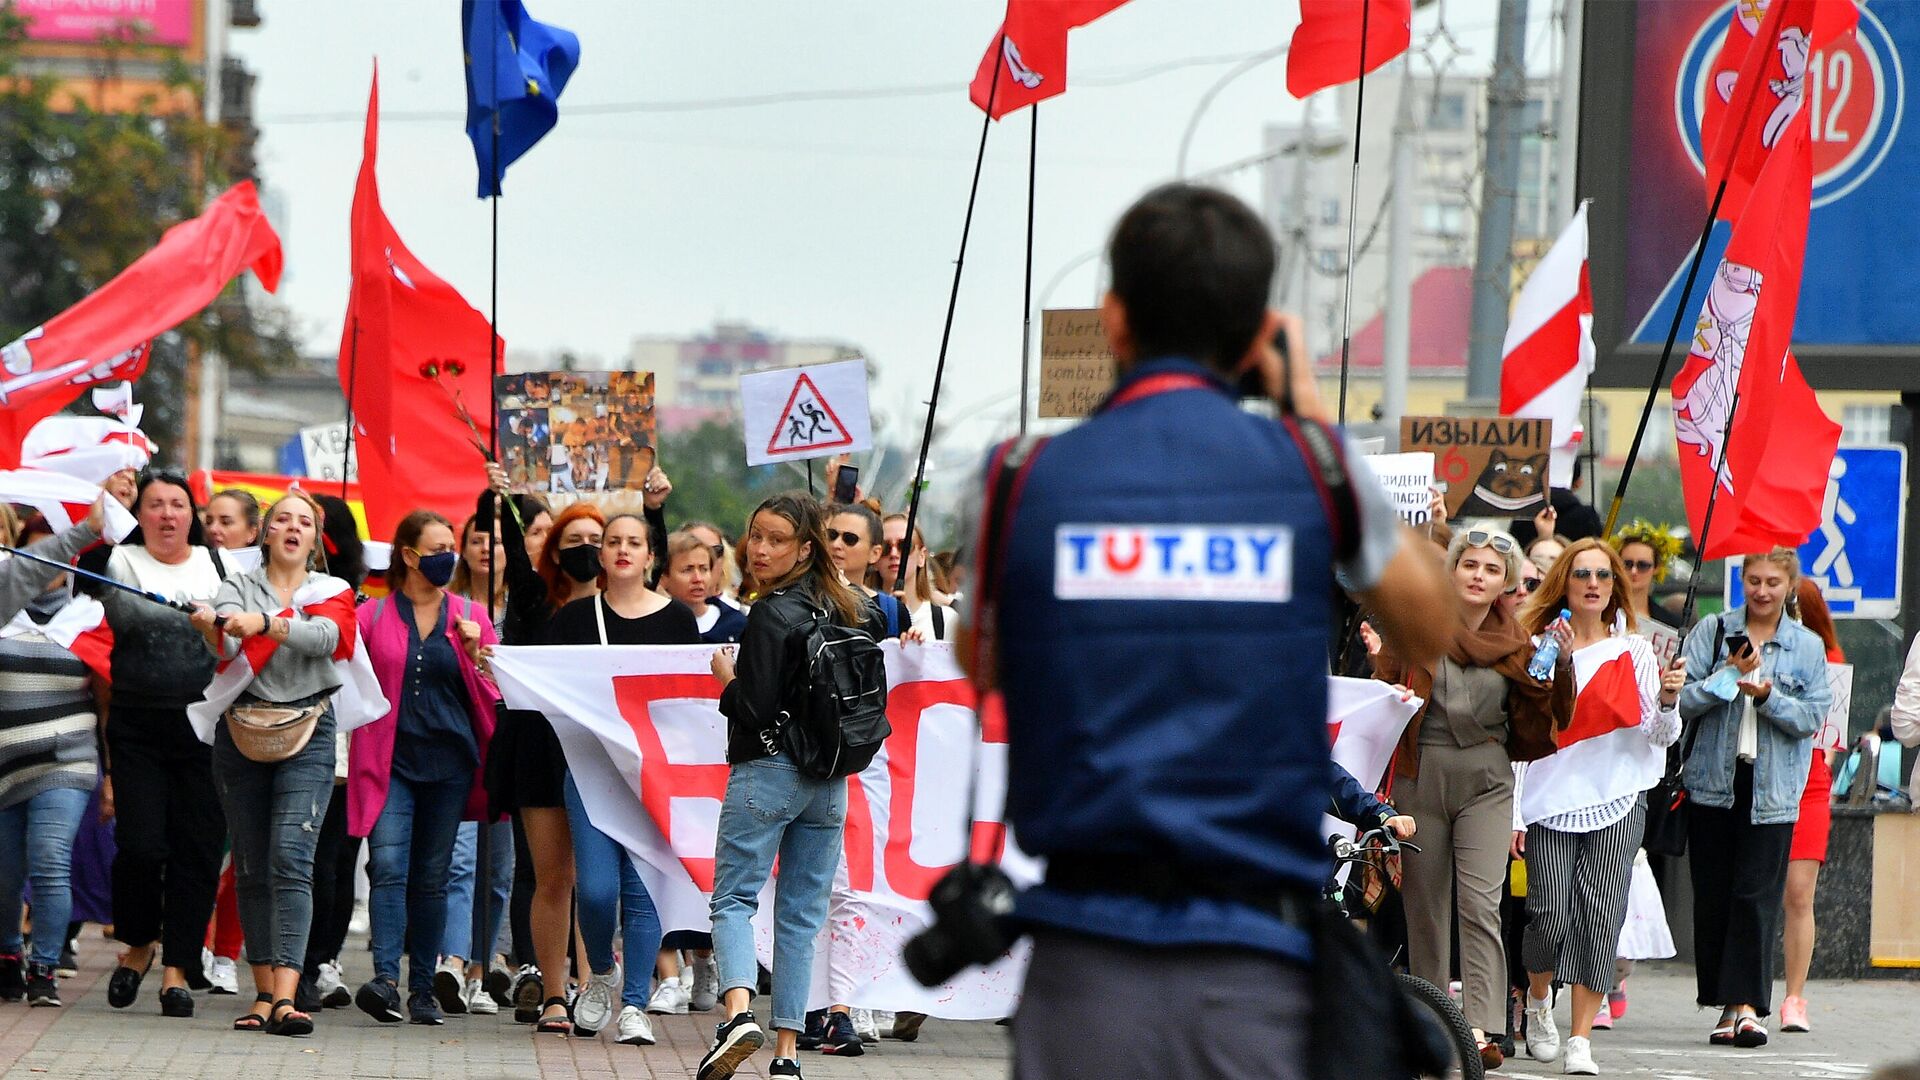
[1277, 415, 1361, 565]
[594, 594, 609, 646]
[967, 435, 1051, 686]
[931, 603, 945, 641]
[1669, 614, 1724, 779]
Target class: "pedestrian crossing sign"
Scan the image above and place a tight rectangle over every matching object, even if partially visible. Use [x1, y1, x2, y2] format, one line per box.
[738, 358, 873, 467]
[1724, 445, 1906, 619]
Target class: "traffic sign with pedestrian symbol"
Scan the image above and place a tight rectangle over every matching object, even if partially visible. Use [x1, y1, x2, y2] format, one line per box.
[1725, 445, 1905, 619]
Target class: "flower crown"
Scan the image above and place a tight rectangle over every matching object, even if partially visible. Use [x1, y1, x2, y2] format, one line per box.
[1609, 520, 1684, 582]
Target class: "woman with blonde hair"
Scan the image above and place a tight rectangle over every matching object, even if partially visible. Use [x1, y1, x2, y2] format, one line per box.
[1677, 547, 1830, 1049]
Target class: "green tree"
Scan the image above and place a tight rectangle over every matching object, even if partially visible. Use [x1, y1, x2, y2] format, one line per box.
[0, 7, 299, 462]
[657, 418, 779, 538]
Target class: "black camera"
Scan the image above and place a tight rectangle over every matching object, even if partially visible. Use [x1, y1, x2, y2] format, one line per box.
[902, 861, 1020, 987]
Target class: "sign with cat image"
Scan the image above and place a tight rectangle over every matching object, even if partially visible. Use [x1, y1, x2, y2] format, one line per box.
[1400, 416, 1552, 520]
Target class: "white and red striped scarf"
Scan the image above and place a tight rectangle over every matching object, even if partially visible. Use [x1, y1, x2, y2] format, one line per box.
[0, 594, 113, 681]
[187, 575, 388, 745]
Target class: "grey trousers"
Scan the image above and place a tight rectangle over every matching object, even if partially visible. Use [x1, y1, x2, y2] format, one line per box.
[1395, 740, 1514, 1035]
[212, 708, 337, 970]
[1522, 798, 1646, 993]
[1013, 929, 1310, 1080]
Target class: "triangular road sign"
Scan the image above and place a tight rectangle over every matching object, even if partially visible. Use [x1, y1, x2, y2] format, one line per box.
[765, 372, 854, 457]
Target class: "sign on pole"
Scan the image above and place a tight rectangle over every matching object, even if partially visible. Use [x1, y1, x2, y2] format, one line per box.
[1038, 309, 1115, 419]
[493, 371, 658, 495]
[740, 358, 872, 467]
[1399, 416, 1552, 519]
[299, 422, 357, 483]
[1724, 445, 1906, 619]
[1365, 452, 1437, 530]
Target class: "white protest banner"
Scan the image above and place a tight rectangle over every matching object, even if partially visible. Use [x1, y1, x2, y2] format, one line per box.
[299, 421, 358, 483]
[1364, 452, 1437, 530]
[739, 359, 871, 467]
[1819, 663, 1853, 753]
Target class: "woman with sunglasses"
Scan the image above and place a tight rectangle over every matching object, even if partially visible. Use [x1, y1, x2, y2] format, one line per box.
[877, 515, 954, 641]
[1500, 558, 1542, 623]
[1512, 539, 1683, 1075]
[1676, 547, 1829, 1049]
[1367, 526, 1570, 1070]
[1611, 522, 1684, 631]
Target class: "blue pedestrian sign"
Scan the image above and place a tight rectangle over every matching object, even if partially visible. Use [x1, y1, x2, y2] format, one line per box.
[1725, 446, 1906, 620]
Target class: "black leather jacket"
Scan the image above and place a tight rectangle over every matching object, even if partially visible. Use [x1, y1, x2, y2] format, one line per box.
[719, 579, 885, 765]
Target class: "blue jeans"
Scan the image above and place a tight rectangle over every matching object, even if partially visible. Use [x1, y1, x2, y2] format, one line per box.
[0, 786, 91, 968]
[212, 710, 336, 970]
[368, 773, 469, 993]
[444, 820, 514, 963]
[564, 774, 661, 1008]
[709, 755, 845, 1031]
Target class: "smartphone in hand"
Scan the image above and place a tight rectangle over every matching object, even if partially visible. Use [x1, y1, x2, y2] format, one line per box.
[1724, 633, 1751, 661]
[832, 464, 860, 504]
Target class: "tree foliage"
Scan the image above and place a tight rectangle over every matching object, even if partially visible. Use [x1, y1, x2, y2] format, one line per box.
[0, 7, 300, 462]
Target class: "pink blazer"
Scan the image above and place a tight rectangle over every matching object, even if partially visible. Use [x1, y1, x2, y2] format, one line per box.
[347, 592, 501, 838]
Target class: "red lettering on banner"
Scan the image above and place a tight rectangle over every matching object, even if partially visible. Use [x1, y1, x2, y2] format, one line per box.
[843, 777, 876, 892]
[884, 679, 994, 902]
[1103, 531, 1142, 573]
[611, 674, 731, 891]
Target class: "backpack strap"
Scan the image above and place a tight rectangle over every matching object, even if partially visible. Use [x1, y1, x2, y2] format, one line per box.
[968, 435, 1050, 688]
[594, 595, 610, 646]
[931, 603, 946, 641]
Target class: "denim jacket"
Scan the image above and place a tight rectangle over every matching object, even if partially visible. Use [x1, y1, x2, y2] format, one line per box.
[1676, 607, 1830, 825]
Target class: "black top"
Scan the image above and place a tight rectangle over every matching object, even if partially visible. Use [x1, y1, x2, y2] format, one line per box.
[698, 601, 749, 644]
[546, 594, 702, 647]
[1508, 486, 1605, 549]
[391, 593, 478, 785]
[717, 579, 884, 765]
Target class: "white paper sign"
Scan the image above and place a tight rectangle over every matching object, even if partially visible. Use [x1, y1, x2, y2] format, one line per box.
[300, 422, 358, 482]
[1819, 662, 1853, 753]
[739, 359, 872, 467]
[1365, 452, 1437, 530]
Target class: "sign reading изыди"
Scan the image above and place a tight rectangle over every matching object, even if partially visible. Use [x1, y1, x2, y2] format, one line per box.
[1401, 416, 1552, 520]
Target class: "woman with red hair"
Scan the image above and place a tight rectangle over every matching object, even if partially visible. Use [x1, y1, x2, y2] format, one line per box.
[1780, 578, 1842, 1034]
[479, 473, 605, 1034]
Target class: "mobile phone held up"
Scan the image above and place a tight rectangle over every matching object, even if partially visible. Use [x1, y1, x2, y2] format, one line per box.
[1724, 633, 1751, 661]
[832, 464, 860, 505]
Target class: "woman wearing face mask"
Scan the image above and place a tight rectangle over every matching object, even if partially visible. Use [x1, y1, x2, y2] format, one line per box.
[698, 494, 886, 1080]
[347, 510, 500, 1027]
[101, 471, 229, 1017]
[0, 503, 112, 1008]
[1677, 548, 1829, 1049]
[543, 515, 700, 1045]
[479, 471, 604, 1032]
[188, 493, 364, 1037]
[1365, 527, 1571, 1070]
[1510, 540, 1682, 1075]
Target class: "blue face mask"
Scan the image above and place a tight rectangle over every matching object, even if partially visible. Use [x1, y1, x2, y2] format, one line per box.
[1702, 666, 1741, 702]
[413, 550, 458, 588]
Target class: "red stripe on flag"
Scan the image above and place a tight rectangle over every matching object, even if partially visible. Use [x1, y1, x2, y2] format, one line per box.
[1557, 652, 1642, 749]
[1498, 296, 1585, 415]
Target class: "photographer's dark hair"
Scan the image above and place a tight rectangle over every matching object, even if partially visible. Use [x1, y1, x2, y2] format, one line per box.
[1107, 183, 1275, 373]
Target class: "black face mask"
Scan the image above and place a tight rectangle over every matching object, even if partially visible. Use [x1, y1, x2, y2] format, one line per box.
[558, 543, 602, 583]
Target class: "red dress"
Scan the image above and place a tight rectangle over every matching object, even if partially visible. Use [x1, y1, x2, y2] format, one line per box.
[1788, 645, 1844, 863]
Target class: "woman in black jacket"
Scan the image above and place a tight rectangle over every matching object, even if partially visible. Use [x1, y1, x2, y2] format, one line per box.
[697, 493, 883, 1080]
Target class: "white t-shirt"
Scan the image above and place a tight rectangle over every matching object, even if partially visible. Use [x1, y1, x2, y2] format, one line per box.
[695, 605, 722, 635]
[905, 600, 958, 642]
[108, 544, 223, 604]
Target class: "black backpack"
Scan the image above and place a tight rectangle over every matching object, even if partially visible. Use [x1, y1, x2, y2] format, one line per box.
[774, 605, 891, 779]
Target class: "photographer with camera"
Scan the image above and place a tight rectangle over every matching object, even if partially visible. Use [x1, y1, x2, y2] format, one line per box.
[940, 184, 1454, 1079]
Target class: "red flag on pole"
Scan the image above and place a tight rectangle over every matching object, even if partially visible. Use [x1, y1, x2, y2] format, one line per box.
[1286, 0, 1413, 100]
[1700, 0, 1857, 221]
[0, 181, 281, 467]
[341, 67, 500, 541]
[968, 0, 1131, 119]
[1671, 111, 1839, 559]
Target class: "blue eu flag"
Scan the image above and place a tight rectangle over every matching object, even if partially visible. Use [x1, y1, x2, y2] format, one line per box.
[462, 0, 581, 197]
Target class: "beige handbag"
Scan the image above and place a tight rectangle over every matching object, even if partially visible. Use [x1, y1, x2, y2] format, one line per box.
[225, 701, 328, 763]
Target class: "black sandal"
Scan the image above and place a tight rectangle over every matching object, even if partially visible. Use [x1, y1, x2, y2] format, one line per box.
[536, 996, 572, 1034]
[267, 998, 314, 1037]
[234, 993, 275, 1031]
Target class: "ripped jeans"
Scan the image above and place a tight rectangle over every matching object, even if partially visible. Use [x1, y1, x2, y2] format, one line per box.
[212, 702, 337, 971]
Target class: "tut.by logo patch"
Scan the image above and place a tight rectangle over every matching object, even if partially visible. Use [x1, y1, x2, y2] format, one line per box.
[1054, 525, 1294, 603]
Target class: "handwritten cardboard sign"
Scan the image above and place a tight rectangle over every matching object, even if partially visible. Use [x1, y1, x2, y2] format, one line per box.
[1400, 416, 1552, 519]
[1365, 452, 1437, 531]
[1039, 309, 1116, 419]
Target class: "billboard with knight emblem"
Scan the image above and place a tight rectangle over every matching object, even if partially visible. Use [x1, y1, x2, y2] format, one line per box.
[1584, 0, 1920, 388]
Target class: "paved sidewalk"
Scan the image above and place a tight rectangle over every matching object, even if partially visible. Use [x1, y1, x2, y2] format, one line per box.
[2, 943, 1917, 1078]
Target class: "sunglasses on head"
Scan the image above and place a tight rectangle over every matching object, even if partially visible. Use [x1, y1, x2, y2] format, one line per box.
[1571, 567, 1615, 582]
[1622, 559, 1657, 573]
[825, 528, 867, 546]
[1464, 529, 1517, 555]
[709, 543, 726, 563]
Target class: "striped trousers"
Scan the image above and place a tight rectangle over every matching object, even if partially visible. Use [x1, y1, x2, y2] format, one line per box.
[1521, 797, 1646, 993]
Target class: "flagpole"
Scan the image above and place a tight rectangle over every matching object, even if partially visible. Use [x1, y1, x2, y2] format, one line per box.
[1677, 385, 1742, 632]
[1602, 51, 1773, 537]
[1334, 0, 1374, 426]
[1018, 105, 1038, 437]
[895, 36, 1005, 592]
[340, 317, 360, 502]
[487, 120, 501, 624]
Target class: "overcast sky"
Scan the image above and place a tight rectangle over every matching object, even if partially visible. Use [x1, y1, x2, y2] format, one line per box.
[231, 0, 1553, 455]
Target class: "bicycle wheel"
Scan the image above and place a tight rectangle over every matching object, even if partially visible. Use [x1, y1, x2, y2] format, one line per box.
[1395, 972, 1486, 1080]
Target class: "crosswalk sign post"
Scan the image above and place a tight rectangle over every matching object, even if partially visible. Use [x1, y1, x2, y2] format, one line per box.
[739, 358, 873, 468]
[1724, 445, 1906, 619]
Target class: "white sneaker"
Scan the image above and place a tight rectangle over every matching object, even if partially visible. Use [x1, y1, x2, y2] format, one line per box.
[850, 1007, 880, 1043]
[688, 957, 719, 1012]
[317, 960, 351, 1008]
[617, 1004, 657, 1046]
[647, 976, 690, 1015]
[1563, 1035, 1598, 1075]
[465, 978, 499, 1015]
[434, 957, 467, 1014]
[1526, 994, 1561, 1062]
[574, 966, 619, 1035]
[207, 955, 239, 995]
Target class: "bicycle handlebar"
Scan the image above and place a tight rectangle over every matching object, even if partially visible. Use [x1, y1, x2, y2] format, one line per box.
[1328, 826, 1421, 865]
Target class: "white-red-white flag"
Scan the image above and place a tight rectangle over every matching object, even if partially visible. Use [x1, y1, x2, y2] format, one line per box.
[0, 593, 112, 682]
[1517, 636, 1667, 826]
[1499, 203, 1594, 488]
[0, 469, 136, 539]
[21, 411, 156, 486]
[187, 575, 387, 744]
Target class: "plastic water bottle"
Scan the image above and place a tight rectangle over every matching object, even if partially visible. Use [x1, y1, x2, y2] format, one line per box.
[1527, 608, 1572, 680]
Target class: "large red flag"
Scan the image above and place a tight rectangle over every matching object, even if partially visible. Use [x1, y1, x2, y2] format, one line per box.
[1286, 0, 1412, 100]
[0, 181, 281, 467]
[342, 67, 499, 542]
[1700, 0, 1857, 221]
[968, 0, 1131, 119]
[1671, 111, 1839, 560]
